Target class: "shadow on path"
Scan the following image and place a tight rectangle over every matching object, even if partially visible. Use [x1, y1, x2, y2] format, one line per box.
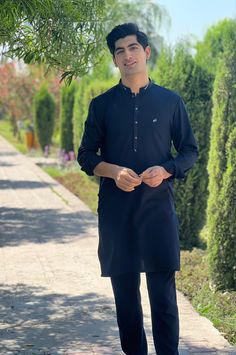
[0, 151, 18, 157]
[0, 161, 16, 167]
[0, 179, 57, 189]
[0, 283, 119, 353]
[0, 207, 97, 246]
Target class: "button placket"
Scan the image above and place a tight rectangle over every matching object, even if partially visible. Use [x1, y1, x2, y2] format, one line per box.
[133, 96, 139, 152]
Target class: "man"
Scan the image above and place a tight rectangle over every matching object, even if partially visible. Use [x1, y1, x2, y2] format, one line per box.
[77, 23, 198, 355]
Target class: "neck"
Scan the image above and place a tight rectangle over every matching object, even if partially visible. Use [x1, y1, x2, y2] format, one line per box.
[121, 73, 149, 94]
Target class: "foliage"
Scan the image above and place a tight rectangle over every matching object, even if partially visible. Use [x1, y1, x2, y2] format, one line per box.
[152, 44, 213, 249]
[0, 0, 169, 82]
[0, 0, 106, 83]
[60, 80, 79, 153]
[195, 19, 236, 75]
[33, 84, 55, 151]
[176, 248, 236, 345]
[73, 78, 116, 153]
[0, 62, 37, 137]
[105, 0, 170, 66]
[0, 62, 60, 142]
[0, 117, 27, 154]
[207, 50, 236, 290]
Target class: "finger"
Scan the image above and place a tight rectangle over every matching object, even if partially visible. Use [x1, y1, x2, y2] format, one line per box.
[142, 174, 159, 181]
[143, 178, 162, 187]
[124, 175, 142, 184]
[141, 169, 155, 178]
[117, 181, 136, 190]
[152, 181, 162, 187]
[127, 172, 142, 183]
[140, 168, 150, 177]
[119, 185, 135, 192]
[128, 169, 141, 179]
[118, 177, 138, 187]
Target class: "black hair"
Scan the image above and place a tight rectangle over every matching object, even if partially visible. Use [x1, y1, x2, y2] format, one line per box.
[106, 23, 149, 56]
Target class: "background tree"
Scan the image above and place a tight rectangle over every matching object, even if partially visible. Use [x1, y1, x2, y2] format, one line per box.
[195, 19, 236, 76]
[34, 84, 55, 151]
[0, 0, 106, 83]
[207, 49, 236, 290]
[208, 126, 236, 291]
[0, 0, 170, 82]
[153, 44, 212, 248]
[60, 80, 78, 153]
[0, 61, 60, 138]
[73, 78, 116, 153]
[106, 0, 170, 66]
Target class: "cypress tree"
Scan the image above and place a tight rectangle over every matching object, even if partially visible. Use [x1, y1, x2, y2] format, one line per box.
[34, 85, 55, 151]
[208, 127, 236, 290]
[73, 79, 116, 153]
[207, 50, 236, 290]
[60, 80, 78, 153]
[73, 77, 89, 154]
[153, 46, 212, 248]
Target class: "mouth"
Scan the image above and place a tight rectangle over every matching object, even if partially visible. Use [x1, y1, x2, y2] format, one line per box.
[124, 61, 137, 68]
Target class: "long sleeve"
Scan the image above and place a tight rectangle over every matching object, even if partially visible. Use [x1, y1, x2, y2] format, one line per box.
[77, 99, 104, 176]
[161, 98, 198, 179]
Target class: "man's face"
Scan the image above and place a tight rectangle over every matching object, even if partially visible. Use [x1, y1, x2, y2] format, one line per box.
[113, 35, 151, 77]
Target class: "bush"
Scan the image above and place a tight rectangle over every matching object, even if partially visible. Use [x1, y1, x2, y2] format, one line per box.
[152, 46, 212, 249]
[73, 79, 115, 153]
[60, 80, 78, 153]
[34, 85, 55, 151]
[207, 50, 236, 290]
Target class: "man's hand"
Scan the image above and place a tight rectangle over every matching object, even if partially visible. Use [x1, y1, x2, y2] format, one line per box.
[140, 166, 172, 188]
[114, 167, 142, 192]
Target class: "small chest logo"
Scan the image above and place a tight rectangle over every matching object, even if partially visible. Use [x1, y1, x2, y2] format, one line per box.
[152, 118, 158, 123]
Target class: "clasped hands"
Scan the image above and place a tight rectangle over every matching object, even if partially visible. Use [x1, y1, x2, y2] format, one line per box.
[114, 166, 172, 192]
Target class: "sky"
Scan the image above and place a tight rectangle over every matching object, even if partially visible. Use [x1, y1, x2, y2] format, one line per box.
[158, 0, 236, 45]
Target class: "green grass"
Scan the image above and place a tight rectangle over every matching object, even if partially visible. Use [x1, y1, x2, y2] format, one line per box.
[43, 165, 99, 213]
[0, 118, 27, 153]
[176, 248, 236, 345]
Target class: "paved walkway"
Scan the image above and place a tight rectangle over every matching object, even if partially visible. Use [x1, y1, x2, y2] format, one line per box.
[0, 135, 235, 355]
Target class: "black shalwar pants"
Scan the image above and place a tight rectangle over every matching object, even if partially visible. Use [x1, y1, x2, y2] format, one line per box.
[110, 271, 179, 355]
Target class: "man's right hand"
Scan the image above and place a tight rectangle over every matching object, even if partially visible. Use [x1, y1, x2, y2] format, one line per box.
[114, 167, 142, 192]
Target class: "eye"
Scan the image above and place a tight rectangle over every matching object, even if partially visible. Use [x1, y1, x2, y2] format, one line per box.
[116, 49, 124, 55]
[130, 45, 139, 51]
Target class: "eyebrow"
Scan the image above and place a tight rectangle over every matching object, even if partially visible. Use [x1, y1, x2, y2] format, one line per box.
[114, 42, 139, 53]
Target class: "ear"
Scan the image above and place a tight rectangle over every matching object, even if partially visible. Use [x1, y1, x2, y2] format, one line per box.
[113, 56, 118, 67]
[145, 46, 151, 60]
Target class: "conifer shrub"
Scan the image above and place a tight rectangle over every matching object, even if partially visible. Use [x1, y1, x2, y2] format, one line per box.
[34, 85, 55, 151]
[73, 79, 115, 152]
[153, 46, 212, 248]
[207, 50, 236, 290]
[60, 80, 78, 153]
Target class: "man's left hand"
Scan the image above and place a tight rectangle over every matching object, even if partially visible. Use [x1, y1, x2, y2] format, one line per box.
[140, 166, 172, 187]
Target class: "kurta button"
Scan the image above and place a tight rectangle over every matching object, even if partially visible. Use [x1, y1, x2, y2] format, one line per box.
[135, 121, 138, 124]
[135, 136, 138, 139]
[135, 107, 138, 110]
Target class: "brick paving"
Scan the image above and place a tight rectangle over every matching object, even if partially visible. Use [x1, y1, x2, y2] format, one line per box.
[0, 135, 235, 355]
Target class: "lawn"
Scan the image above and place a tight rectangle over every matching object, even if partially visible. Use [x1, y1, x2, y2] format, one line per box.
[0, 118, 27, 153]
[43, 166, 99, 213]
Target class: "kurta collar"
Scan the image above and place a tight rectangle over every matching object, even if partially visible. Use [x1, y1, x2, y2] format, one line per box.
[118, 78, 153, 94]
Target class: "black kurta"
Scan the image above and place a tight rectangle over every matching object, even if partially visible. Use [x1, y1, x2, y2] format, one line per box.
[77, 80, 198, 277]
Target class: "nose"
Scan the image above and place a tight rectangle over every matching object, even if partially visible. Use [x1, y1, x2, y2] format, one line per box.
[124, 49, 132, 61]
